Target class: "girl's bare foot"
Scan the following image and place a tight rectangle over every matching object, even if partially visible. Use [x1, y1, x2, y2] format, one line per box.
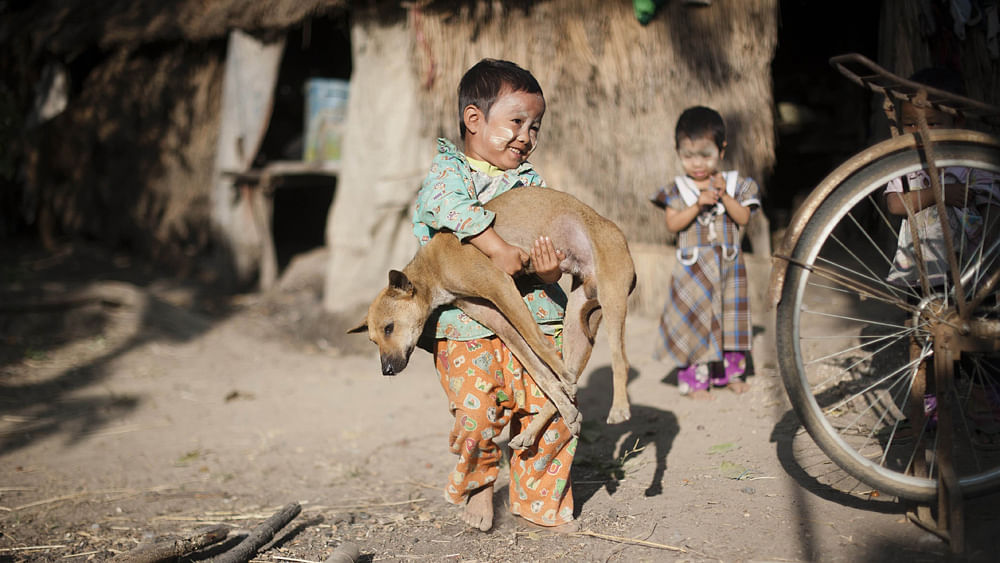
[687, 389, 714, 401]
[463, 485, 494, 531]
[727, 380, 750, 394]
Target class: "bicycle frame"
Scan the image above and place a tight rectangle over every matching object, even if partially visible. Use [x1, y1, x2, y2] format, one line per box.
[770, 53, 1000, 550]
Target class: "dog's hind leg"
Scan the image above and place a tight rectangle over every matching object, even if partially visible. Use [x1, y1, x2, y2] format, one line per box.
[597, 274, 633, 425]
[501, 285, 597, 451]
[509, 403, 558, 450]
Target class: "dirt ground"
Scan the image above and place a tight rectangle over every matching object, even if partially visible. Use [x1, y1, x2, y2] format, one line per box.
[1, 241, 999, 563]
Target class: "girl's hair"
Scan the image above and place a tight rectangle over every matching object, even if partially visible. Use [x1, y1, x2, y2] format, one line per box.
[458, 59, 543, 139]
[675, 106, 726, 150]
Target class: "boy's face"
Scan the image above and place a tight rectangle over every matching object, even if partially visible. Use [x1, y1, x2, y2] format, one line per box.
[463, 88, 545, 170]
[677, 135, 725, 184]
[901, 102, 959, 132]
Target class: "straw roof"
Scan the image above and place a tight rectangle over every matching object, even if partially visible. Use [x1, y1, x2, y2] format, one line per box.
[2, 0, 349, 55]
[407, 0, 779, 244]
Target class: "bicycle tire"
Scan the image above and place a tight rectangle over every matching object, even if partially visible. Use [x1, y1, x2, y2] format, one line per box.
[776, 134, 1000, 502]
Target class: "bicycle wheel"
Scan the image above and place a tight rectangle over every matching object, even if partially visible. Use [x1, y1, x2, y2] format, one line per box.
[776, 133, 1000, 502]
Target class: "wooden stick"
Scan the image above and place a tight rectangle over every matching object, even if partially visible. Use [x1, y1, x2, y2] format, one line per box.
[326, 498, 425, 510]
[209, 502, 301, 563]
[13, 492, 89, 510]
[570, 530, 688, 553]
[62, 550, 102, 559]
[0, 545, 67, 553]
[110, 525, 229, 563]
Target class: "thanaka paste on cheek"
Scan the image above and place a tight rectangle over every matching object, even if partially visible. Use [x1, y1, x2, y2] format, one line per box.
[490, 127, 515, 152]
[488, 96, 536, 148]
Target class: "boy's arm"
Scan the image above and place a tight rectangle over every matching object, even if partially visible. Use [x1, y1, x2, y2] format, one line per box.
[887, 184, 973, 215]
[414, 154, 495, 242]
[468, 227, 528, 276]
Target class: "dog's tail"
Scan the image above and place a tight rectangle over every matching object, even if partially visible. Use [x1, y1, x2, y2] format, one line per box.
[579, 299, 602, 343]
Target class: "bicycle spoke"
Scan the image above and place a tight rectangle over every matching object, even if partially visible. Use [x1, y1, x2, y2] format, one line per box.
[776, 136, 1000, 501]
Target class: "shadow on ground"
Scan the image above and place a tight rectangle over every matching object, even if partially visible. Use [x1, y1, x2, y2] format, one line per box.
[572, 365, 679, 511]
[770, 407, 1000, 560]
[0, 242, 223, 455]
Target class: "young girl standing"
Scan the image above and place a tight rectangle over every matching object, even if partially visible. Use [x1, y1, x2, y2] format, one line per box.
[651, 106, 761, 400]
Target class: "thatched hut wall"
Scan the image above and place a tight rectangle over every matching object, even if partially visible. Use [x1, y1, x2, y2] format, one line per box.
[879, 0, 1000, 114]
[323, 0, 778, 326]
[408, 0, 779, 246]
[2, 0, 348, 276]
[14, 45, 225, 268]
[322, 6, 437, 314]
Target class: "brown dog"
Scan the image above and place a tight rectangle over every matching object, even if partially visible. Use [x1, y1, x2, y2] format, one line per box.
[350, 187, 635, 448]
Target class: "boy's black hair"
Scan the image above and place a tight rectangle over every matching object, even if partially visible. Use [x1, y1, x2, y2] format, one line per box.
[909, 66, 966, 96]
[674, 106, 726, 151]
[458, 58, 543, 139]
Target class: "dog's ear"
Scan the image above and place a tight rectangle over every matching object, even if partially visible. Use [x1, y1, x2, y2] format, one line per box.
[388, 270, 415, 295]
[347, 319, 368, 334]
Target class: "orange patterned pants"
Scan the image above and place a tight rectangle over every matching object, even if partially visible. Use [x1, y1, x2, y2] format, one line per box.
[434, 335, 577, 526]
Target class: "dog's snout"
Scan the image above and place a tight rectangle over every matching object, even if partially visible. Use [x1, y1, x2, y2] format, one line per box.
[380, 351, 413, 377]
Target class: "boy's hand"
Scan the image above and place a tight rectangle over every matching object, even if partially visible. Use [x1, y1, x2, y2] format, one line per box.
[530, 236, 565, 284]
[490, 242, 529, 277]
[943, 184, 971, 208]
[469, 227, 528, 276]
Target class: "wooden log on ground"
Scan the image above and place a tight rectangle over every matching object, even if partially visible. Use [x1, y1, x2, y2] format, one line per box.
[209, 502, 301, 563]
[325, 541, 360, 563]
[110, 525, 229, 563]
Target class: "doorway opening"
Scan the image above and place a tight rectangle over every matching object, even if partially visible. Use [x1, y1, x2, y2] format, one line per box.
[257, 14, 351, 274]
[769, 0, 881, 230]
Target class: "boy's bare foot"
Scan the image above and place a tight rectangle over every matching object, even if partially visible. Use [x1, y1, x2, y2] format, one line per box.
[687, 389, 714, 401]
[462, 485, 494, 531]
[727, 380, 751, 394]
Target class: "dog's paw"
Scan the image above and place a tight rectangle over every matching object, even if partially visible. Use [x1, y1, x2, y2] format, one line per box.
[508, 431, 536, 450]
[561, 408, 583, 436]
[565, 416, 582, 437]
[606, 405, 632, 425]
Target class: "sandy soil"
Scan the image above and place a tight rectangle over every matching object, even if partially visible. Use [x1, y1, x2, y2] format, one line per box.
[1, 242, 998, 562]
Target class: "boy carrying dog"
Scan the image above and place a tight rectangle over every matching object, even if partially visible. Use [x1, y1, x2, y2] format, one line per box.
[412, 58, 578, 532]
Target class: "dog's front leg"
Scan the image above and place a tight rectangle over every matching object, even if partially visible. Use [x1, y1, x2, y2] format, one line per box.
[455, 298, 581, 438]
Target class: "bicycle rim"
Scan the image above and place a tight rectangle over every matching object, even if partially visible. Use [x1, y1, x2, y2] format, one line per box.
[776, 138, 1000, 501]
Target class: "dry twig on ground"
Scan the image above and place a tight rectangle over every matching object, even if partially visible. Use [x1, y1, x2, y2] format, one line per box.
[209, 502, 301, 563]
[110, 525, 229, 563]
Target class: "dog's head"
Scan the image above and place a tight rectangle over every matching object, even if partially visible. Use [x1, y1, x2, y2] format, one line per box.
[348, 269, 431, 376]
